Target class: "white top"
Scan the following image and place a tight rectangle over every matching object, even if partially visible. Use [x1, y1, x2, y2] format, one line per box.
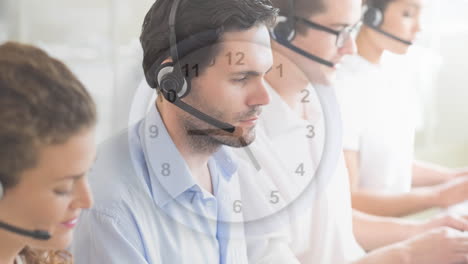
[235, 83, 364, 263]
[15, 256, 25, 264]
[335, 55, 418, 193]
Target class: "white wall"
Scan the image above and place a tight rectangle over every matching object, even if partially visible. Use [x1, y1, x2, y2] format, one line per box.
[0, 0, 153, 142]
[413, 0, 468, 167]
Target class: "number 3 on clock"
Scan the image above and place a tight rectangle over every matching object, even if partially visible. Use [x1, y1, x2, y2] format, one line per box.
[306, 125, 315, 139]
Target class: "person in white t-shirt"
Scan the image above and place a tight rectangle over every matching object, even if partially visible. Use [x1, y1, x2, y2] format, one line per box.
[335, 0, 468, 218]
[235, 0, 468, 263]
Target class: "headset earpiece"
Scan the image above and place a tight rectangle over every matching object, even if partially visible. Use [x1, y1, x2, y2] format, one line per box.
[0, 180, 4, 200]
[271, 16, 296, 42]
[363, 6, 384, 28]
[271, 0, 296, 43]
[362, 4, 413, 46]
[270, 0, 334, 68]
[155, 62, 190, 100]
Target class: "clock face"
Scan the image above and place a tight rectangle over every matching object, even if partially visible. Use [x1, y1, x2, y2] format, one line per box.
[128, 38, 340, 227]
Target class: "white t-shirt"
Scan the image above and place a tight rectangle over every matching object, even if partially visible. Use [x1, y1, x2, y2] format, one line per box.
[235, 83, 364, 264]
[15, 255, 25, 264]
[335, 55, 419, 193]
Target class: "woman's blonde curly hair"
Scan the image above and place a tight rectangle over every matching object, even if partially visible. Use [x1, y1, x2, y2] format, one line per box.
[20, 247, 72, 264]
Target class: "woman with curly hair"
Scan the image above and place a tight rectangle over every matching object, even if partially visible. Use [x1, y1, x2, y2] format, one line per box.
[0, 42, 96, 264]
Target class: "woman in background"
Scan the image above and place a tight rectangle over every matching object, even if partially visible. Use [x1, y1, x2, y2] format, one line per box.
[0, 42, 96, 264]
[335, 0, 468, 217]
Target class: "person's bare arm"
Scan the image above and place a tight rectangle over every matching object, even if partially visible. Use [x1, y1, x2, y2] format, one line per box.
[353, 209, 468, 250]
[352, 243, 409, 264]
[353, 227, 468, 264]
[352, 210, 421, 251]
[352, 187, 438, 217]
[344, 151, 468, 216]
[344, 150, 437, 217]
[413, 160, 468, 187]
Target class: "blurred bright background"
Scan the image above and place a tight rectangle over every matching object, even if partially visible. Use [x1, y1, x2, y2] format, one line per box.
[0, 0, 467, 168]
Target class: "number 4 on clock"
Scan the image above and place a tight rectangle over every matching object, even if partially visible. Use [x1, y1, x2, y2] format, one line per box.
[295, 163, 305, 176]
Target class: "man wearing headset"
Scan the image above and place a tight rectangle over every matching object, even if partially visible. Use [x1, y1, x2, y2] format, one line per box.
[71, 0, 278, 263]
[237, 0, 468, 263]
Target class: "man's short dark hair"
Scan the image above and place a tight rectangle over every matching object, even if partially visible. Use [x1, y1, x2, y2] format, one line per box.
[366, 0, 394, 11]
[140, 0, 278, 88]
[270, 0, 327, 35]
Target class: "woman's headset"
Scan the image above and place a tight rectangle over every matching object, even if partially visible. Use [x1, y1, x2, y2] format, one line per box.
[0, 180, 4, 200]
[0, 178, 51, 240]
[362, 0, 413, 45]
[363, 1, 385, 28]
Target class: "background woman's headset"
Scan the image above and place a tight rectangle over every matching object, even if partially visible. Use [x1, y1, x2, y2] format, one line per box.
[363, 1, 385, 28]
[0, 179, 51, 240]
[362, 0, 413, 45]
[0, 180, 3, 200]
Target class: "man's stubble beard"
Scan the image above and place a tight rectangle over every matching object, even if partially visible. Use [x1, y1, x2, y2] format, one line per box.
[179, 94, 259, 154]
[182, 114, 257, 154]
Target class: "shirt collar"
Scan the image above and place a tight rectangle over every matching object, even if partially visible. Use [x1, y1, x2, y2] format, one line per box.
[210, 147, 237, 181]
[138, 105, 236, 206]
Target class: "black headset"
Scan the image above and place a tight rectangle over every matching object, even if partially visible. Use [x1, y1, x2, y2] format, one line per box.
[154, 0, 190, 101]
[0, 180, 3, 200]
[270, 0, 335, 68]
[146, 0, 235, 133]
[363, 0, 413, 45]
[270, 0, 296, 42]
[0, 179, 51, 240]
[363, 4, 385, 28]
